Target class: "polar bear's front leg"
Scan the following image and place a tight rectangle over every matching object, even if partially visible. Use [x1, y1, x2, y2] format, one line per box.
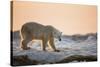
[42, 39, 47, 51]
[41, 34, 48, 51]
[49, 36, 59, 52]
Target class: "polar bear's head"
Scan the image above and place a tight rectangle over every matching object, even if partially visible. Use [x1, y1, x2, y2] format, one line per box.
[45, 25, 62, 41]
[53, 28, 62, 41]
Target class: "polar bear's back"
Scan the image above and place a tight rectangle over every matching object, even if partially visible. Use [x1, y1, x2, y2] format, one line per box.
[22, 22, 44, 30]
[22, 22, 45, 32]
[21, 22, 54, 39]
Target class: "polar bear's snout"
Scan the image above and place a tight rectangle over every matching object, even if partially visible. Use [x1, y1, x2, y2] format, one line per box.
[59, 38, 61, 41]
[58, 32, 62, 41]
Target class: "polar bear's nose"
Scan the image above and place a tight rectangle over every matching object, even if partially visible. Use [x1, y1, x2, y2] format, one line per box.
[59, 38, 61, 41]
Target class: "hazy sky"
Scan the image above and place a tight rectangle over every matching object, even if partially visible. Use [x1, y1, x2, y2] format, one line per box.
[12, 1, 97, 35]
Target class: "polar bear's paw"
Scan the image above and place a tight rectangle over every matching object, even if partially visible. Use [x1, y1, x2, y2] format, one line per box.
[21, 47, 31, 50]
[55, 49, 60, 52]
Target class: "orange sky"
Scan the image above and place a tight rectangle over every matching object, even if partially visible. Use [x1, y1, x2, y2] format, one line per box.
[12, 1, 97, 35]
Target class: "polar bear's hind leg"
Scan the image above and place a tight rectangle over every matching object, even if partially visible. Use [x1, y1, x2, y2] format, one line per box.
[21, 38, 32, 50]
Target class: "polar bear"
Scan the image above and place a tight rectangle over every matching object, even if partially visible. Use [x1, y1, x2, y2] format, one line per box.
[20, 22, 62, 52]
